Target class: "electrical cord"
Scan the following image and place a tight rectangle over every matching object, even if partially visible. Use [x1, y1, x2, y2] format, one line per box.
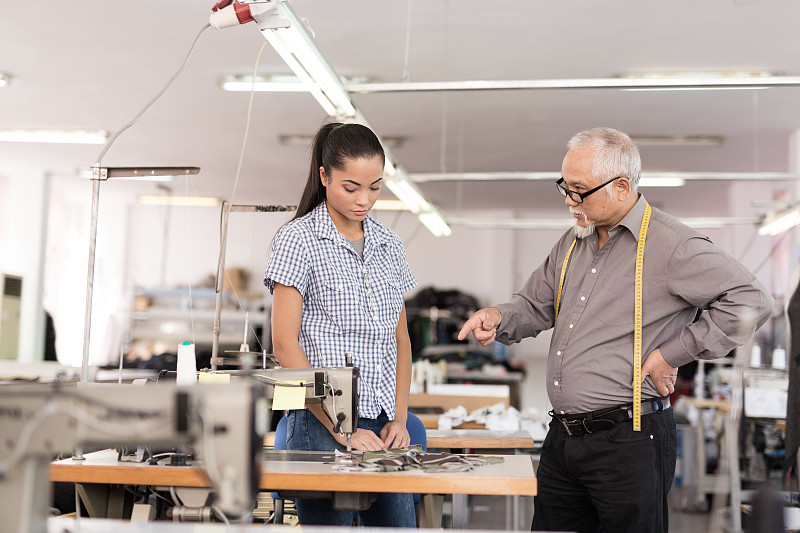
[95, 23, 211, 166]
[752, 230, 790, 275]
[213, 41, 270, 357]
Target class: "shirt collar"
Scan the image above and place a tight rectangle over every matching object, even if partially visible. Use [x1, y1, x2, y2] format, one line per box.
[311, 201, 392, 247]
[615, 193, 649, 242]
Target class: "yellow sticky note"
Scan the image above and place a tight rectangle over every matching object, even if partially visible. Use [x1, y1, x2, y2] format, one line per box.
[272, 380, 306, 410]
[198, 372, 231, 384]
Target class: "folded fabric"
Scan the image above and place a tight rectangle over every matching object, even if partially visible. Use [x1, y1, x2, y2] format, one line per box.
[331, 446, 503, 473]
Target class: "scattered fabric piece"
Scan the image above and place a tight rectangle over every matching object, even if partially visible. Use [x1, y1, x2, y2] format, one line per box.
[331, 446, 503, 473]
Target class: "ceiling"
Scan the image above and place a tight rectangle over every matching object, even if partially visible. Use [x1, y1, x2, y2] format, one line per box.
[2, 0, 800, 221]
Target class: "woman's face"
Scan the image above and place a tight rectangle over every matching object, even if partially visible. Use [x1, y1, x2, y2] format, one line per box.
[321, 155, 384, 225]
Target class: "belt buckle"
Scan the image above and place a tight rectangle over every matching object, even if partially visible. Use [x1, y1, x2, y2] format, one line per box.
[560, 417, 584, 436]
[559, 417, 574, 436]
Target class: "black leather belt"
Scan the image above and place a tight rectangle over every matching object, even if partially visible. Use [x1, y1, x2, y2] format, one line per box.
[550, 397, 671, 437]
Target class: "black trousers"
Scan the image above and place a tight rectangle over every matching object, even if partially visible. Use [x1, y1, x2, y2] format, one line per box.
[532, 408, 677, 533]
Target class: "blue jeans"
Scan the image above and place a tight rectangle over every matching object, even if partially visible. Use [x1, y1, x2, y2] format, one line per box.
[286, 409, 416, 527]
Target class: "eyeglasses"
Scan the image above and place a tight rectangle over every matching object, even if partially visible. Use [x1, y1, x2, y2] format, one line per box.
[556, 176, 622, 204]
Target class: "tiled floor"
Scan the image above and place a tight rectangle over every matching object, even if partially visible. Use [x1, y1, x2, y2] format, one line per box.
[461, 490, 711, 532]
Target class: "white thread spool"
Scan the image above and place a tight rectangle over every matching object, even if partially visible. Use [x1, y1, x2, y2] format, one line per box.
[176, 342, 197, 385]
[749, 345, 762, 368]
[772, 346, 786, 370]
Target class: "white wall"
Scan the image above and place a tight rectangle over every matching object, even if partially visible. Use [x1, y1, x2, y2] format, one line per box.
[43, 176, 133, 367]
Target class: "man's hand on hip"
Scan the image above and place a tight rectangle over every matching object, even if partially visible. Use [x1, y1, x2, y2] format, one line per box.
[640, 348, 678, 396]
[457, 307, 502, 347]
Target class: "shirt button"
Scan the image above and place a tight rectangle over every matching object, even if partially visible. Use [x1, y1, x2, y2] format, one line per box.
[580, 296, 585, 301]
[556, 351, 561, 356]
[569, 324, 574, 329]
[591, 268, 596, 274]
[554, 381, 559, 386]
[373, 315, 379, 321]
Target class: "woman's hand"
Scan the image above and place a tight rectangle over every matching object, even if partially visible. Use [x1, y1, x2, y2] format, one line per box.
[379, 419, 410, 449]
[333, 427, 386, 451]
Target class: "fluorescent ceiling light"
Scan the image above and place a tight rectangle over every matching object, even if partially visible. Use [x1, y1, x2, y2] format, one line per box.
[622, 86, 769, 92]
[637, 177, 685, 187]
[619, 71, 774, 92]
[419, 210, 452, 237]
[384, 178, 429, 214]
[631, 135, 724, 147]
[0, 73, 10, 87]
[219, 74, 369, 92]
[243, 1, 442, 235]
[343, 73, 800, 94]
[0, 129, 108, 144]
[138, 195, 220, 207]
[278, 133, 405, 149]
[618, 70, 782, 79]
[373, 199, 409, 211]
[759, 203, 800, 236]
[448, 216, 760, 231]
[258, 3, 355, 117]
[410, 171, 800, 183]
[220, 74, 313, 92]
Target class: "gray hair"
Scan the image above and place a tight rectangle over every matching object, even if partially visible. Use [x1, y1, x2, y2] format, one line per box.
[567, 127, 641, 195]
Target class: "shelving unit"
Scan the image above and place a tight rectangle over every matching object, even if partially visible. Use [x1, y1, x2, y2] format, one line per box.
[129, 287, 270, 353]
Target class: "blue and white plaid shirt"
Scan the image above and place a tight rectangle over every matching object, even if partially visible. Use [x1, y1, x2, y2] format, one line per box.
[264, 201, 417, 419]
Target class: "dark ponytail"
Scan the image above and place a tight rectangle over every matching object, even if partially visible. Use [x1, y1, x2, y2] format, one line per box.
[291, 122, 385, 221]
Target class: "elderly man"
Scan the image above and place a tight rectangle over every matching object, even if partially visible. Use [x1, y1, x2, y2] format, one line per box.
[458, 127, 773, 533]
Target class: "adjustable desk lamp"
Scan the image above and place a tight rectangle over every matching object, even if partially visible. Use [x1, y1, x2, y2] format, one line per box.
[80, 165, 199, 383]
[210, 201, 295, 371]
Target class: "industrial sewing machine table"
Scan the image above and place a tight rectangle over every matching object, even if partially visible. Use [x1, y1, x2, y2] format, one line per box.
[51, 448, 537, 528]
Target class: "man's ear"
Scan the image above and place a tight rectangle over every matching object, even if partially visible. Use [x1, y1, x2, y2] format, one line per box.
[617, 176, 633, 201]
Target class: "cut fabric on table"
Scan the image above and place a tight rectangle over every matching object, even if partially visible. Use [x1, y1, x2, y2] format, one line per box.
[331, 445, 503, 473]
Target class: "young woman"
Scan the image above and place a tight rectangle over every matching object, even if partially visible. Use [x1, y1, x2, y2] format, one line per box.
[264, 122, 417, 526]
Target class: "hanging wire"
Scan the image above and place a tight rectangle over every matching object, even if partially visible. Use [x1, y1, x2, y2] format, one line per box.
[402, 0, 413, 82]
[439, 94, 449, 174]
[95, 24, 210, 165]
[752, 231, 791, 275]
[438, 1, 450, 174]
[752, 90, 760, 173]
[213, 41, 270, 355]
[185, 175, 196, 344]
[456, 119, 465, 213]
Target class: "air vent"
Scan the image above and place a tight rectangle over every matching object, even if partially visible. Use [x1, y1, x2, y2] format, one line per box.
[3, 275, 22, 298]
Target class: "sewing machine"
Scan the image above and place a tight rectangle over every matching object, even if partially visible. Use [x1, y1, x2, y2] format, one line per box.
[229, 363, 360, 451]
[0, 381, 266, 533]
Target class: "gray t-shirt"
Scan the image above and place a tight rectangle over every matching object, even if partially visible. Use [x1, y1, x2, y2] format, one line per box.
[348, 236, 365, 259]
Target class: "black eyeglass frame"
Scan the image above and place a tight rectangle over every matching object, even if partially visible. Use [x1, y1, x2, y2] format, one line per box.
[556, 176, 623, 204]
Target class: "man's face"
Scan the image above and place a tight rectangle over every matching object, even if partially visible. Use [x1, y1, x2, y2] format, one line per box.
[560, 149, 617, 237]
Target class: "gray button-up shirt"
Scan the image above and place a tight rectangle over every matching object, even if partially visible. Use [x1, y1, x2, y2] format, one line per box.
[495, 195, 773, 413]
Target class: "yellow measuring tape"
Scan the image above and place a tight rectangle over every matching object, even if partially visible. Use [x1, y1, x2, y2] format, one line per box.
[555, 202, 651, 431]
[554, 239, 577, 324]
[632, 203, 651, 431]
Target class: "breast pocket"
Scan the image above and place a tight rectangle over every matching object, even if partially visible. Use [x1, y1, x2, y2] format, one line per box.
[317, 273, 357, 332]
[371, 263, 403, 320]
